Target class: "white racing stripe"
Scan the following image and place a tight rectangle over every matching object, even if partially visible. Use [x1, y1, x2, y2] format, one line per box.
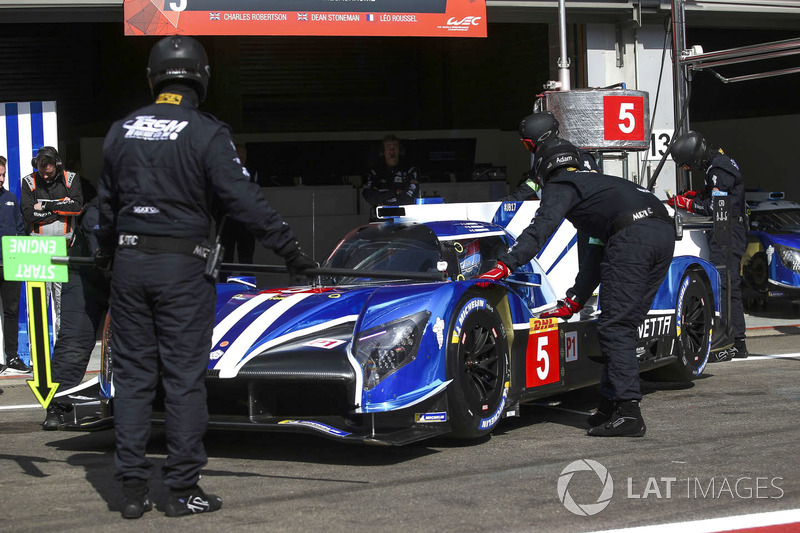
[215, 293, 314, 377]
[227, 314, 359, 379]
[212, 293, 273, 346]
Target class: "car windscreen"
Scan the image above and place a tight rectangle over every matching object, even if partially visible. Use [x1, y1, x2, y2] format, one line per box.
[321, 223, 442, 284]
[750, 209, 800, 234]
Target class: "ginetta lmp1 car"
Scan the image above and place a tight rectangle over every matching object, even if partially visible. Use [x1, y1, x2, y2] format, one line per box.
[742, 192, 800, 305]
[65, 201, 721, 445]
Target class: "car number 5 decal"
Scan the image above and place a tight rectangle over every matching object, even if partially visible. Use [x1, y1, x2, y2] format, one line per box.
[526, 318, 560, 387]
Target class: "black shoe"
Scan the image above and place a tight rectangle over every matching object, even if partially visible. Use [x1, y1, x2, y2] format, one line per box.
[710, 349, 732, 363]
[4, 357, 31, 374]
[586, 397, 614, 427]
[121, 482, 153, 519]
[42, 403, 72, 431]
[733, 338, 749, 359]
[165, 486, 222, 517]
[587, 400, 646, 437]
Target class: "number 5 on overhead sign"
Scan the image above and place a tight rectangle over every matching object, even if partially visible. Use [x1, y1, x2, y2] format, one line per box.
[603, 95, 645, 141]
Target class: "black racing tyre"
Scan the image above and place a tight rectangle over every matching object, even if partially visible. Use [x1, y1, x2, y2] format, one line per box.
[445, 292, 510, 439]
[651, 271, 713, 381]
[744, 252, 769, 291]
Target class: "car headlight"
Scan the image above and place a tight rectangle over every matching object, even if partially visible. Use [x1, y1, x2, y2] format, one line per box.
[776, 244, 800, 273]
[354, 311, 430, 390]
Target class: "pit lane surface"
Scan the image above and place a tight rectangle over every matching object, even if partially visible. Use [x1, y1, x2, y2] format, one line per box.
[1, 334, 799, 532]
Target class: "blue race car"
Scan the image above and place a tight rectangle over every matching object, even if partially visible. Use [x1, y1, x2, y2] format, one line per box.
[742, 192, 800, 307]
[67, 201, 721, 445]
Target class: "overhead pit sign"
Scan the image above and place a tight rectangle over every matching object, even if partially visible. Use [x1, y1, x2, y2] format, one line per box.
[124, 0, 487, 37]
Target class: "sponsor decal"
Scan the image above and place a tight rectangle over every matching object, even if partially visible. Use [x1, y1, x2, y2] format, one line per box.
[638, 315, 672, 339]
[210, 349, 224, 360]
[132, 206, 160, 214]
[565, 330, 578, 362]
[278, 419, 351, 437]
[432, 316, 445, 349]
[122, 115, 189, 141]
[415, 412, 447, 423]
[155, 92, 183, 105]
[220, 341, 229, 347]
[478, 382, 509, 430]
[451, 298, 487, 343]
[631, 207, 653, 221]
[305, 338, 346, 350]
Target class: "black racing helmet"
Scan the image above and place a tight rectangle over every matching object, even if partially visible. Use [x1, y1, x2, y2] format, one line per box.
[519, 111, 559, 152]
[669, 131, 709, 170]
[534, 137, 581, 184]
[147, 36, 211, 101]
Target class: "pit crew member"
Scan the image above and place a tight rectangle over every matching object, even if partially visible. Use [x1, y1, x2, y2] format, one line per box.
[97, 36, 315, 519]
[479, 137, 675, 438]
[668, 131, 747, 360]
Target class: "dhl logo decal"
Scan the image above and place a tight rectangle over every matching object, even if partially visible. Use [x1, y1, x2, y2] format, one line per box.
[529, 317, 558, 334]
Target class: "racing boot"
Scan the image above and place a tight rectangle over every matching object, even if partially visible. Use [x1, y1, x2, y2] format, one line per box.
[121, 480, 153, 519]
[165, 485, 222, 517]
[42, 403, 72, 431]
[732, 338, 749, 359]
[4, 357, 31, 374]
[587, 400, 646, 437]
[586, 396, 614, 427]
[710, 348, 733, 363]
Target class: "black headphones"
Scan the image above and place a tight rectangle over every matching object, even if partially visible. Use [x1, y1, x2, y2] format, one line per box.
[32, 146, 63, 173]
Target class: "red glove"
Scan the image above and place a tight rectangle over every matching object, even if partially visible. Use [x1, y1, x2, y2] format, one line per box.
[475, 261, 511, 288]
[539, 296, 583, 319]
[667, 194, 694, 213]
[681, 190, 697, 199]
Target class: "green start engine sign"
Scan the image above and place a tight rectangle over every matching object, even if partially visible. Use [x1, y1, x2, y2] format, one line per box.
[2, 236, 69, 282]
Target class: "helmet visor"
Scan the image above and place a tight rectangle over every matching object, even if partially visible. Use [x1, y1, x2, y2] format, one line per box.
[521, 138, 536, 152]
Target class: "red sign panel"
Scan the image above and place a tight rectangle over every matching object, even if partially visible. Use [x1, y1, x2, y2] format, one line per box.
[603, 95, 646, 142]
[526, 318, 560, 388]
[124, 0, 486, 37]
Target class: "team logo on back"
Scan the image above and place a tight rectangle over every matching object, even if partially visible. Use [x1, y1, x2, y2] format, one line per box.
[122, 115, 189, 141]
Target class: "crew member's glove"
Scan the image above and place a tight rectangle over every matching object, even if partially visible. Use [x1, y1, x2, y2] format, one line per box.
[539, 296, 583, 319]
[667, 193, 695, 213]
[94, 249, 113, 272]
[475, 261, 511, 288]
[277, 240, 318, 276]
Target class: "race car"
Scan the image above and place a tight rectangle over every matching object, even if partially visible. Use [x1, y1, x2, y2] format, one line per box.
[61, 200, 721, 445]
[742, 191, 800, 307]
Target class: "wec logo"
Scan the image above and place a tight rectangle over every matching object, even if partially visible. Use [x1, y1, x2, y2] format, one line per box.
[446, 16, 482, 26]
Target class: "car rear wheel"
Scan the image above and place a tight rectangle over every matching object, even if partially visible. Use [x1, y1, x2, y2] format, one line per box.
[445, 293, 510, 439]
[651, 271, 712, 381]
[744, 252, 769, 291]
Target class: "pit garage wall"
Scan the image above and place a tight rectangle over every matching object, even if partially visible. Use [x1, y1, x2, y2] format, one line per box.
[585, 23, 678, 199]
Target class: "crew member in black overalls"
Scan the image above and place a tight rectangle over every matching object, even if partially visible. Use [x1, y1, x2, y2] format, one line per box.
[478, 138, 675, 437]
[97, 36, 315, 519]
[43, 198, 111, 430]
[501, 111, 599, 202]
[668, 131, 748, 360]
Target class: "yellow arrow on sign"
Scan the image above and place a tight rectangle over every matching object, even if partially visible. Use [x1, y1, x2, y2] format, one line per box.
[25, 281, 59, 408]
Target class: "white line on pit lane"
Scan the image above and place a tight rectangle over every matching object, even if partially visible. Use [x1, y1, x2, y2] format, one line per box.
[589, 507, 800, 533]
[729, 353, 800, 361]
